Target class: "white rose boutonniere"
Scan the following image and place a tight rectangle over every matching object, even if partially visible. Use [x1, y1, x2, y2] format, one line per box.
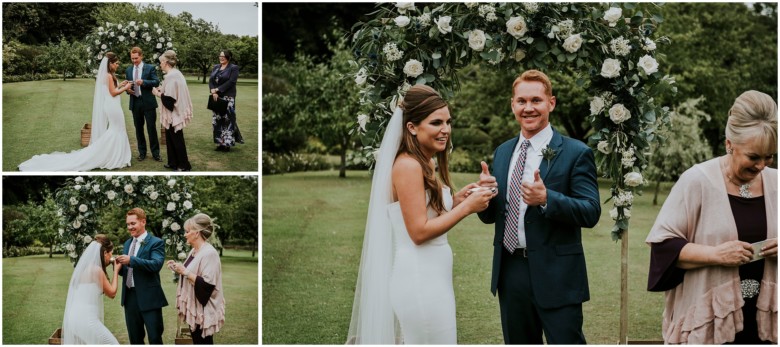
[506, 16, 528, 39]
[468, 29, 486, 51]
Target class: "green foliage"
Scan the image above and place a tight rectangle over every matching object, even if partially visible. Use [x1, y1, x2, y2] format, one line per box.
[262, 152, 331, 175]
[645, 97, 712, 197]
[175, 11, 222, 83]
[39, 39, 88, 80]
[655, 3, 777, 154]
[2, 3, 108, 45]
[190, 176, 259, 253]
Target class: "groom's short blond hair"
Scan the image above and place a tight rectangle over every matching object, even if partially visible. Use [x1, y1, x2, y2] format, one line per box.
[127, 207, 147, 221]
[130, 47, 143, 57]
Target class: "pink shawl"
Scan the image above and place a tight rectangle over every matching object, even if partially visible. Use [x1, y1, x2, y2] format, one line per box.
[175, 243, 225, 338]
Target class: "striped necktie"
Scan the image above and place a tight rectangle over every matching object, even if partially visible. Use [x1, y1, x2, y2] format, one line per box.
[125, 238, 137, 288]
[504, 140, 530, 253]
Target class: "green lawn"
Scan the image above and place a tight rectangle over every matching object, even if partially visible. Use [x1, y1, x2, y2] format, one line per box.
[2, 248, 258, 344]
[2, 77, 257, 172]
[263, 170, 671, 344]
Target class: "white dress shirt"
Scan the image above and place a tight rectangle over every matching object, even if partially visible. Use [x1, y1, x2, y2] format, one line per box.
[133, 62, 144, 96]
[506, 124, 553, 248]
[131, 231, 148, 257]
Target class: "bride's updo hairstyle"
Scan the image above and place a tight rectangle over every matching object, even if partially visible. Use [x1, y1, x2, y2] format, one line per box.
[398, 84, 453, 215]
[94, 234, 114, 269]
[726, 90, 777, 154]
[184, 213, 219, 241]
[104, 52, 118, 73]
[160, 50, 178, 68]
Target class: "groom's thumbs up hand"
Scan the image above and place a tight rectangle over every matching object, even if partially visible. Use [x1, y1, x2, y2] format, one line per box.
[521, 169, 547, 206]
[478, 161, 497, 189]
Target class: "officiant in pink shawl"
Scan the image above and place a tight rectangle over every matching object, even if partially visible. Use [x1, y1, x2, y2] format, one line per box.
[645, 90, 777, 344]
[167, 213, 225, 344]
[153, 50, 193, 172]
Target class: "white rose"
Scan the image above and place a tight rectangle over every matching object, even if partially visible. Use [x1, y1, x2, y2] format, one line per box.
[465, 2, 478, 8]
[69, 197, 78, 205]
[105, 175, 112, 181]
[79, 204, 88, 213]
[75, 177, 84, 183]
[70, 252, 78, 258]
[643, 38, 657, 51]
[609, 207, 618, 220]
[597, 140, 611, 154]
[150, 191, 159, 200]
[638, 54, 659, 75]
[624, 172, 644, 187]
[153, 54, 158, 60]
[600, 58, 621, 78]
[171, 193, 180, 201]
[83, 235, 92, 243]
[178, 252, 187, 260]
[396, 2, 414, 13]
[603, 7, 622, 27]
[624, 208, 632, 218]
[124, 184, 133, 194]
[403, 59, 424, 78]
[92, 185, 100, 193]
[143, 22, 148, 28]
[145, 36, 151, 42]
[73, 220, 81, 229]
[156, 43, 162, 49]
[185, 193, 191, 199]
[157, 28, 162, 34]
[435, 16, 452, 35]
[167, 202, 176, 211]
[163, 218, 170, 229]
[183, 201, 193, 209]
[154, 23, 159, 28]
[171, 222, 181, 231]
[395, 15, 410, 27]
[506, 16, 528, 39]
[112, 179, 120, 187]
[609, 104, 631, 124]
[168, 179, 176, 187]
[357, 114, 369, 133]
[106, 191, 116, 200]
[355, 68, 367, 86]
[166, 238, 172, 245]
[66, 244, 75, 251]
[590, 96, 605, 115]
[130, 31, 136, 38]
[74, 185, 81, 191]
[562, 34, 583, 53]
[59, 228, 64, 236]
[118, 35, 125, 42]
[468, 29, 486, 51]
[166, 42, 172, 48]
[512, 49, 526, 62]
[177, 243, 183, 251]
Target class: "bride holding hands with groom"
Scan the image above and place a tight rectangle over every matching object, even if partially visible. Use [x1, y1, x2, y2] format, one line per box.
[62, 208, 225, 345]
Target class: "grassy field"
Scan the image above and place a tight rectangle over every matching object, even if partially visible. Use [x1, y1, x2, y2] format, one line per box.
[2, 249, 258, 344]
[2, 77, 257, 172]
[262, 170, 672, 344]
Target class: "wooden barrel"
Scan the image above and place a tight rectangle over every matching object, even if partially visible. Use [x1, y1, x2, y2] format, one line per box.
[80, 123, 91, 147]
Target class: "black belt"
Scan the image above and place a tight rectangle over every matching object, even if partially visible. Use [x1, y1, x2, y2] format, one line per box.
[508, 248, 528, 258]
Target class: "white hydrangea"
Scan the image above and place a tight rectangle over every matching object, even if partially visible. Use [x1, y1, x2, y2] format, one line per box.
[163, 218, 171, 229]
[614, 189, 634, 207]
[609, 36, 631, 56]
[131, 176, 139, 182]
[66, 243, 76, 251]
[621, 147, 636, 168]
[74, 185, 81, 191]
[523, 2, 540, 14]
[478, 4, 496, 20]
[557, 19, 575, 38]
[383, 42, 404, 62]
[417, 12, 431, 27]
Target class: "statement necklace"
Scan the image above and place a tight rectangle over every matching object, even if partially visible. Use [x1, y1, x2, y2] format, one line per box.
[722, 158, 756, 198]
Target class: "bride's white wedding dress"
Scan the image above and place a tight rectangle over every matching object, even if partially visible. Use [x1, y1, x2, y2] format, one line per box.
[62, 242, 119, 344]
[388, 187, 457, 344]
[18, 57, 131, 171]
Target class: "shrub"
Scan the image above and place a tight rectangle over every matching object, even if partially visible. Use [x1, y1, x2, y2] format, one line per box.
[262, 152, 331, 175]
[2, 246, 51, 258]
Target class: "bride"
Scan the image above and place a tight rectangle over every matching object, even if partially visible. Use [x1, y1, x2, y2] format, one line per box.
[18, 52, 133, 171]
[62, 234, 122, 344]
[347, 85, 495, 344]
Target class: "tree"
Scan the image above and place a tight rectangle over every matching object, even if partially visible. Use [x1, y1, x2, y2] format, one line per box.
[193, 176, 258, 257]
[262, 59, 310, 153]
[2, 3, 107, 45]
[175, 12, 221, 83]
[645, 97, 712, 205]
[656, 3, 777, 155]
[225, 34, 260, 75]
[40, 39, 88, 80]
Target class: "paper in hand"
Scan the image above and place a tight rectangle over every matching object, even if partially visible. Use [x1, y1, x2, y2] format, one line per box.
[750, 240, 769, 262]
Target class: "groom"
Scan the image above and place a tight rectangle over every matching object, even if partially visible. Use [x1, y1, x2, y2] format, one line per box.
[116, 207, 168, 344]
[126, 47, 162, 162]
[477, 70, 600, 344]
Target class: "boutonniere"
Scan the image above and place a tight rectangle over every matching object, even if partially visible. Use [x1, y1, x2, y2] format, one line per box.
[541, 146, 557, 167]
[138, 238, 148, 247]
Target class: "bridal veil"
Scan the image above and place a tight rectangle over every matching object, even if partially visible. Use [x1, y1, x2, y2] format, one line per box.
[62, 241, 106, 344]
[346, 106, 404, 344]
[90, 57, 109, 143]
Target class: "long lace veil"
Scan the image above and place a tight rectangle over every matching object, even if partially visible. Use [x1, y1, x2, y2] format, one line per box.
[62, 241, 104, 344]
[346, 106, 404, 344]
[90, 57, 109, 144]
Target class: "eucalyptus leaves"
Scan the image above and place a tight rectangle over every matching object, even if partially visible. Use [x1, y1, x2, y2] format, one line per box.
[351, 2, 676, 240]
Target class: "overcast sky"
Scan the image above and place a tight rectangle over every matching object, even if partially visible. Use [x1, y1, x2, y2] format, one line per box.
[141, 2, 258, 37]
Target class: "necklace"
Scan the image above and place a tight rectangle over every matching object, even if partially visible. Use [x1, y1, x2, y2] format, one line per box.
[722, 158, 756, 198]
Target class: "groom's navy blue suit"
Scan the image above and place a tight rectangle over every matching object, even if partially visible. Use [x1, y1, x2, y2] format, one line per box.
[119, 231, 168, 344]
[125, 62, 160, 160]
[478, 128, 600, 344]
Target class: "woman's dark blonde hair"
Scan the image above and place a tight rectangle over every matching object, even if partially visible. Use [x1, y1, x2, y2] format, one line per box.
[398, 84, 453, 215]
[160, 50, 178, 68]
[726, 90, 778, 154]
[94, 234, 114, 270]
[184, 213, 218, 240]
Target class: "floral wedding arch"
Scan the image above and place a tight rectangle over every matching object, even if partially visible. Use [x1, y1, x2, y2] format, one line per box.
[351, 2, 677, 240]
[84, 21, 175, 73]
[55, 175, 196, 266]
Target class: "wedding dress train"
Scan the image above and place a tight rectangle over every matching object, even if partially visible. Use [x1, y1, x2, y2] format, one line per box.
[388, 187, 457, 344]
[18, 57, 131, 171]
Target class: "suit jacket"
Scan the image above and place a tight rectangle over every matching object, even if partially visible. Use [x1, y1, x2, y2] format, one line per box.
[125, 63, 160, 111]
[120, 232, 169, 311]
[208, 64, 239, 98]
[478, 128, 601, 309]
